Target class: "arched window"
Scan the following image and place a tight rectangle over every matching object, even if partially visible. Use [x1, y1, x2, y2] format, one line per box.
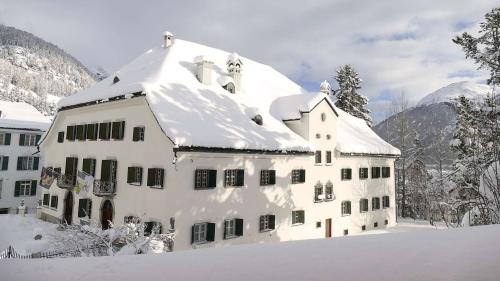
[321, 113, 326, 122]
[314, 182, 323, 202]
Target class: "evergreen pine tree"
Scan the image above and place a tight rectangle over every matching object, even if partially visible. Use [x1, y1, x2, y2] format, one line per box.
[333, 65, 373, 127]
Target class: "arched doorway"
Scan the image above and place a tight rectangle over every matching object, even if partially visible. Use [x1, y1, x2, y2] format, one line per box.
[63, 192, 74, 225]
[101, 200, 113, 230]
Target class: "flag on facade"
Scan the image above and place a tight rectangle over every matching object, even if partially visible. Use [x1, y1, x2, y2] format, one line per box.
[76, 170, 94, 197]
[39, 167, 58, 189]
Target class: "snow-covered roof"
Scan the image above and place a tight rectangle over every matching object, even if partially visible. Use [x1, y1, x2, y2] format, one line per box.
[0, 101, 51, 131]
[57, 38, 399, 155]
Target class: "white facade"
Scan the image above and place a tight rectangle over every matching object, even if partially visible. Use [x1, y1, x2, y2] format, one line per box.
[0, 102, 50, 213]
[39, 35, 399, 251]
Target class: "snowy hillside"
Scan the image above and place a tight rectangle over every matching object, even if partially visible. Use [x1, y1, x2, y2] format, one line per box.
[1, 221, 499, 281]
[417, 81, 492, 106]
[0, 24, 97, 115]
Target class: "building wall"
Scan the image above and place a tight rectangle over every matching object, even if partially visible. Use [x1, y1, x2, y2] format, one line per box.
[40, 96, 396, 251]
[0, 128, 44, 213]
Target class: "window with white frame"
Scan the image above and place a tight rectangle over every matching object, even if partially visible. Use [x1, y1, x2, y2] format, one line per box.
[0, 133, 9, 145]
[341, 168, 352, 180]
[315, 151, 322, 164]
[22, 134, 38, 146]
[341, 201, 351, 216]
[18, 156, 38, 170]
[382, 196, 390, 208]
[0, 179, 2, 199]
[192, 223, 207, 243]
[325, 181, 334, 200]
[292, 210, 305, 225]
[291, 169, 305, 184]
[360, 198, 369, 212]
[314, 182, 323, 202]
[0, 156, 8, 171]
[224, 169, 244, 187]
[17, 181, 32, 197]
[326, 151, 332, 164]
[195, 169, 217, 189]
[372, 197, 381, 210]
[259, 215, 275, 232]
[260, 169, 276, 186]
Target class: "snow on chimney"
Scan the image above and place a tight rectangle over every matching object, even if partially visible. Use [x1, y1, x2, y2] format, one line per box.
[194, 55, 214, 85]
[163, 31, 173, 48]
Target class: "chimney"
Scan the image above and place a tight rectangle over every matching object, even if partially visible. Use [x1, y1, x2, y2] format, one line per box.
[195, 56, 214, 85]
[227, 53, 242, 92]
[163, 31, 173, 48]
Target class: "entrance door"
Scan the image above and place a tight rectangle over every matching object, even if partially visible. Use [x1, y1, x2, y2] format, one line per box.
[101, 200, 113, 230]
[325, 218, 332, 238]
[63, 192, 74, 225]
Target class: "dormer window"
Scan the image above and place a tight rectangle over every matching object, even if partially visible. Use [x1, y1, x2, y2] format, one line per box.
[112, 76, 120, 84]
[223, 82, 235, 94]
[321, 113, 326, 122]
[252, 115, 263, 126]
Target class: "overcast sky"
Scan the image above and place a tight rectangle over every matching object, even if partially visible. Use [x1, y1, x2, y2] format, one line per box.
[0, 0, 497, 122]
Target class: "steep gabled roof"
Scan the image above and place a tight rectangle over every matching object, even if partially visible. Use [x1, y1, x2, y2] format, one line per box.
[0, 101, 51, 131]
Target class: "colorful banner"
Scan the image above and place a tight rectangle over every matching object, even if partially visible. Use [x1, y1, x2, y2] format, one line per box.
[39, 167, 58, 189]
[76, 170, 94, 197]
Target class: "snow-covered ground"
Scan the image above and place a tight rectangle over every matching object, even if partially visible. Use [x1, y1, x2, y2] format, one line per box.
[0, 214, 499, 281]
[0, 215, 57, 254]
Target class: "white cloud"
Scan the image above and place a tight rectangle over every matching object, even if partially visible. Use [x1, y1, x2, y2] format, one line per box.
[0, 0, 497, 122]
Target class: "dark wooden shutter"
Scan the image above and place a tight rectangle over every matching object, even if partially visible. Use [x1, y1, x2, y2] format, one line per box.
[101, 160, 111, 181]
[270, 170, 276, 185]
[147, 168, 154, 186]
[58, 131, 64, 143]
[260, 170, 265, 186]
[4, 133, 11, 145]
[236, 169, 244, 186]
[348, 169, 352, 179]
[208, 170, 217, 188]
[206, 223, 215, 242]
[235, 219, 244, 236]
[66, 126, 75, 141]
[65, 157, 77, 176]
[299, 169, 306, 182]
[159, 169, 165, 187]
[112, 121, 125, 140]
[82, 158, 94, 176]
[33, 157, 39, 170]
[30, 180, 37, 195]
[259, 216, 264, 231]
[14, 181, 21, 197]
[223, 220, 228, 239]
[127, 167, 134, 183]
[191, 225, 195, 244]
[2, 156, 8, 170]
[78, 199, 86, 217]
[133, 127, 140, 141]
[99, 123, 109, 140]
[269, 215, 275, 230]
[19, 134, 25, 146]
[35, 134, 41, 145]
[17, 157, 23, 170]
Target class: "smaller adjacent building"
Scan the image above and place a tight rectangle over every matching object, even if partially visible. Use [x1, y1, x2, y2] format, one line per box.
[0, 101, 50, 213]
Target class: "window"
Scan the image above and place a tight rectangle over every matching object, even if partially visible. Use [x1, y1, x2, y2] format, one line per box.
[315, 133, 321, 139]
[292, 210, 305, 225]
[341, 168, 352, 180]
[14, 180, 36, 197]
[99, 122, 111, 140]
[65, 157, 78, 186]
[0, 156, 8, 170]
[362, 225, 366, 231]
[291, 169, 305, 184]
[321, 112, 326, 121]
[76, 124, 86, 141]
[147, 168, 164, 188]
[259, 215, 275, 232]
[144, 221, 162, 236]
[372, 197, 381, 210]
[50, 195, 58, 209]
[341, 201, 351, 216]
[0, 180, 2, 199]
[260, 169, 276, 186]
[195, 169, 217, 189]
[42, 194, 50, 207]
[382, 196, 390, 208]
[325, 181, 334, 200]
[57, 132, 64, 143]
[359, 168, 369, 179]
[384, 219, 388, 225]
[86, 123, 99, 140]
[0, 132, 11, 145]
[315, 151, 322, 164]
[191, 222, 215, 244]
[316, 221, 322, 228]
[326, 134, 331, 140]
[124, 216, 140, 224]
[314, 182, 323, 202]
[224, 218, 243, 239]
[344, 229, 348, 236]
[382, 167, 391, 178]
[17, 156, 39, 171]
[66, 125, 76, 141]
[82, 158, 96, 177]
[224, 169, 244, 187]
[326, 151, 332, 164]
[100, 159, 117, 182]
[374, 222, 378, 228]
[360, 198, 369, 212]
[127, 167, 143, 186]
[19, 134, 39, 146]
[372, 167, 381, 178]
[133, 126, 145, 141]
[78, 199, 92, 218]
[111, 121, 125, 140]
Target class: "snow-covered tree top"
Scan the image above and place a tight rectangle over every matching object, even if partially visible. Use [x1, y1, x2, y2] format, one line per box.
[56, 38, 398, 155]
[0, 101, 51, 130]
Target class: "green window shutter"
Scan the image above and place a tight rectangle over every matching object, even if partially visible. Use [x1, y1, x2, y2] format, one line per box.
[235, 218, 244, 236]
[78, 199, 86, 217]
[147, 168, 154, 186]
[159, 169, 165, 187]
[206, 223, 215, 242]
[127, 167, 134, 183]
[17, 157, 23, 170]
[65, 157, 78, 176]
[35, 135, 41, 145]
[133, 127, 140, 141]
[33, 157, 39, 170]
[348, 169, 352, 179]
[191, 225, 195, 244]
[19, 134, 25, 146]
[269, 215, 275, 230]
[101, 160, 111, 181]
[4, 133, 11, 145]
[58, 131, 64, 143]
[66, 126, 75, 141]
[208, 170, 217, 188]
[260, 170, 265, 186]
[99, 123, 108, 140]
[14, 181, 21, 197]
[82, 159, 90, 175]
[300, 169, 306, 182]
[2, 156, 8, 170]
[236, 169, 244, 186]
[30, 180, 37, 196]
[270, 170, 276, 185]
[223, 220, 228, 239]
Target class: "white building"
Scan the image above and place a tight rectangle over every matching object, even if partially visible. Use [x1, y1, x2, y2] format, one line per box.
[0, 101, 50, 214]
[39, 33, 400, 251]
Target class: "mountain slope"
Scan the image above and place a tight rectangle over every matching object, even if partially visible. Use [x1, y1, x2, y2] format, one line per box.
[0, 24, 97, 115]
[374, 81, 494, 166]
